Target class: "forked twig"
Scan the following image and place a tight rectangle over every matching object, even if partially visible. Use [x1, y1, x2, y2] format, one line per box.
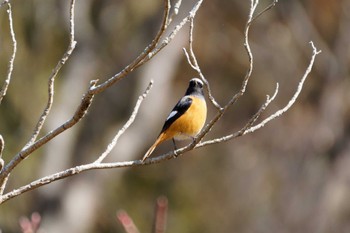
[23, 0, 77, 149]
[183, 18, 222, 110]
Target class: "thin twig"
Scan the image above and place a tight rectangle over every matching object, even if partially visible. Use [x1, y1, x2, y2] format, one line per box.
[251, 0, 279, 23]
[174, 0, 182, 15]
[23, 0, 77, 149]
[243, 41, 321, 134]
[183, 17, 222, 110]
[94, 81, 153, 163]
[198, 42, 320, 146]
[0, 80, 98, 187]
[0, 135, 4, 171]
[138, 0, 204, 66]
[133, 0, 171, 69]
[231, 0, 259, 100]
[0, 2, 17, 104]
[198, 83, 279, 147]
[0, 80, 155, 202]
[168, 0, 183, 24]
[0, 0, 77, 191]
[177, 0, 263, 152]
[90, 0, 171, 95]
[0, 134, 4, 159]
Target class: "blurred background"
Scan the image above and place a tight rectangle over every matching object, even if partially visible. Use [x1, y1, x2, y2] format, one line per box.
[0, 0, 350, 232]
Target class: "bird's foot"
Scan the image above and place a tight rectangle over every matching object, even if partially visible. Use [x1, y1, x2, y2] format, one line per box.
[173, 150, 178, 158]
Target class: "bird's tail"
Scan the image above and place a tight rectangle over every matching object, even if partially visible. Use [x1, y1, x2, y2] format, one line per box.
[142, 135, 164, 162]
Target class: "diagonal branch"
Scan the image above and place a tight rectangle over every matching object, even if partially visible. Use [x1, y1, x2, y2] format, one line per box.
[94, 81, 153, 163]
[243, 41, 321, 135]
[0, 81, 154, 204]
[198, 83, 279, 147]
[0, 80, 98, 190]
[136, 0, 204, 67]
[197, 42, 321, 147]
[90, 0, 171, 95]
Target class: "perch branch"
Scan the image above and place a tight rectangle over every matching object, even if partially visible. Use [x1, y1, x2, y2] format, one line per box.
[198, 83, 279, 147]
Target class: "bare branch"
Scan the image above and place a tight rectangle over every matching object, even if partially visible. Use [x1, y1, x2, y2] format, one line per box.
[183, 18, 222, 110]
[177, 0, 265, 154]
[23, 0, 77, 149]
[90, 0, 171, 95]
[0, 135, 4, 171]
[0, 134, 4, 158]
[251, 0, 279, 23]
[0, 161, 130, 204]
[94, 81, 153, 163]
[196, 42, 320, 146]
[243, 41, 321, 134]
[0, 0, 320, 204]
[0, 2, 17, 104]
[0, 174, 8, 196]
[0, 80, 154, 202]
[0, 0, 205, 191]
[0, 80, 98, 187]
[198, 83, 279, 147]
[230, 0, 259, 102]
[168, 0, 183, 24]
[173, 0, 182, 15]
[138, 0, 204, 66]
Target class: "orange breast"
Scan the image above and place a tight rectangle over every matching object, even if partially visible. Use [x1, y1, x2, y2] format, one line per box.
[162, 96, 207, 140]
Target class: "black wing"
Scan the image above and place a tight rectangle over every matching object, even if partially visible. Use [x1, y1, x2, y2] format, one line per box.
[160, 96, 193, 133]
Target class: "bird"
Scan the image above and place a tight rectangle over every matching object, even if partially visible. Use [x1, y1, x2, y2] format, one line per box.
[142, 78, 207, 162]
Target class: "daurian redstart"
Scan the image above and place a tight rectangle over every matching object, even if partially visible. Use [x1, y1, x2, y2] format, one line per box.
[142, 78, 207, 161]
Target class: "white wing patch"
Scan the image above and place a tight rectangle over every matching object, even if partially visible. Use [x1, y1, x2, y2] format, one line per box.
[166, 110, 177, 121]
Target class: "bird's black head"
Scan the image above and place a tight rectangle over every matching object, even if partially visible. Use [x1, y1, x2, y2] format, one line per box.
[185, 78, 204, 97]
